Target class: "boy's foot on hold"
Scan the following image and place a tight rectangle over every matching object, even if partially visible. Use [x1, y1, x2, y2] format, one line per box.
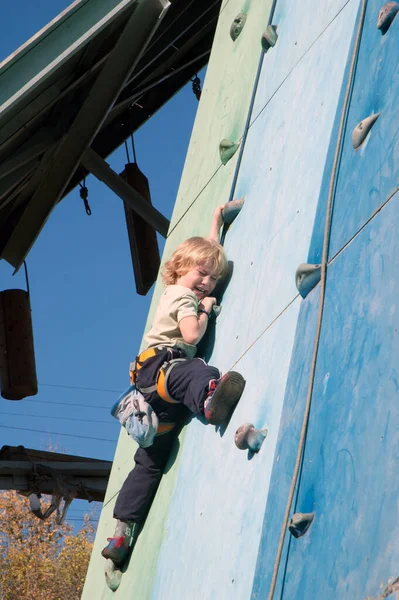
[101, 520, 135, 567]
[204, 372, 245, 425]
[102, 536, 130, 567]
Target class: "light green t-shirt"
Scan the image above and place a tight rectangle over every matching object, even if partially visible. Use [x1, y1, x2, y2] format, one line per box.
[144, 285, 199, 358]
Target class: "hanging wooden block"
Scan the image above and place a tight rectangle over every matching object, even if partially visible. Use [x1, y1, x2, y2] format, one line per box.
[0, 289, 38, 400]
[121, 163, 161, 295]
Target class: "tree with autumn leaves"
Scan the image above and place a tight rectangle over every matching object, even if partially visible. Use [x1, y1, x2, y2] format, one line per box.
[0, 490, 95, 600]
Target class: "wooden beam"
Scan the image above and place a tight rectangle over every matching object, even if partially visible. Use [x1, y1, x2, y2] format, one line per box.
[2, 0, 170, 269]
[82, 147, 169, 237]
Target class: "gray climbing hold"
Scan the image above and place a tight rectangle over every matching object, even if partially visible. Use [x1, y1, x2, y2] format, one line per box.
[222, 197, 245, 225]
[104, 560, 123, 591]
[377, 1, 399, 33]
[235, 423, 268, 453]
[352, 113, 380, 149]
[295, 263, 321, 298]
[213, 304, 222, 317]
[219, 139, 240, 165]
[288, 512, 315, 538]
[261, 25, 278, 52]
[230, 13, 247, 41]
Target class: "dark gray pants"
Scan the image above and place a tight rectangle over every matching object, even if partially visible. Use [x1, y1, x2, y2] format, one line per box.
[113, 349, 220, 523]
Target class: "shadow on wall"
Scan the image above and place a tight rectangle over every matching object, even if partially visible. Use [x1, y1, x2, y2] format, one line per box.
[161, 261, 235, 471]
[197, 260, 235, 362]
[195, 261, 236, 438]
[164, 433, 181, 475]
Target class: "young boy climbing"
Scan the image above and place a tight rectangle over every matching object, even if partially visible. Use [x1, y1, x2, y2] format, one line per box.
[102, 204, 245, 567]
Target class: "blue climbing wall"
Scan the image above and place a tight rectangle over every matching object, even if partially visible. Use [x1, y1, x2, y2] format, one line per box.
[84, 0, 399, 597]
[252, 0, 399, 598]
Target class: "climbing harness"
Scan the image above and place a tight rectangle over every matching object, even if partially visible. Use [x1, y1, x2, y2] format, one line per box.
[156, 358, 187, 404]
[128, 345, 190, 437]
[267, 1, 368, 598]
[130, 346, 169, 383]
[131, 346, 184, 406]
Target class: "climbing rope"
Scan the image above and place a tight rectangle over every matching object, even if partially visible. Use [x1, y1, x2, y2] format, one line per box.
[267, 1, 368, 598]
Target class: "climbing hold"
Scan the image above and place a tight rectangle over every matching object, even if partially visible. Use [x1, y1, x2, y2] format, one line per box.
[222, 197, 245, 225]
[219, 139, 240, 165]
[295, 263, 321, 298]
[288, 512, 314, 538]
[352, 113, 380, 149]
[261, 25, 278, 52]
[213, 304, 222, 317]
[230, 13, 247, 41]
[105, 559, 123, 591]
[235, 423, 268, 452]
[377, 1, 399, 33]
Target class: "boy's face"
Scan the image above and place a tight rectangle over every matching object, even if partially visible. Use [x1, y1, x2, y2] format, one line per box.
[176, 260, 218, 300]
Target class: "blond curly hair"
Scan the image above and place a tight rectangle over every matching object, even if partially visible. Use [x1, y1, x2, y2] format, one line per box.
[162, 237, 227, 286]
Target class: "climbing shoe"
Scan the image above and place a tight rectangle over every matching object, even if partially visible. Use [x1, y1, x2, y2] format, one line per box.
[204, 372, 245, 425]
[102, 536, 130, 567]
[101, 520, 135, 567]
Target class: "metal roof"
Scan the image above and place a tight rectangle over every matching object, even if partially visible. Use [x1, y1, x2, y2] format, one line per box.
[0, 0, 221, 270]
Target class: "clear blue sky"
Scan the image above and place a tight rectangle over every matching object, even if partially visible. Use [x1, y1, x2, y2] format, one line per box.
[0, 0, 203, 524]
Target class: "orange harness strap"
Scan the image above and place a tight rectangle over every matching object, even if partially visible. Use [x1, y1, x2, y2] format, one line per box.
[131, 348, 185, 405]
[156, 360, 185, 404]
[129, 349, 183, 445]
[156, 422, 176, 436]
[130, 347, 161, 384]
